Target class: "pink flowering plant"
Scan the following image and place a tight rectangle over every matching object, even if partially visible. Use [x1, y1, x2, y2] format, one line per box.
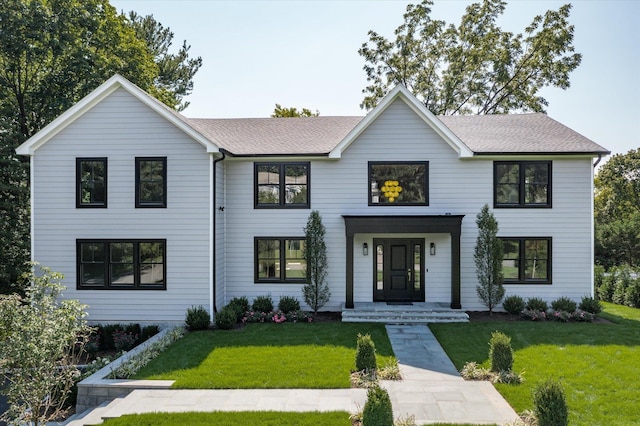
[549, 310, 571, 322]
[521, 309, 547, 321]
[241, 309, 313, 324]
[571, 309, 595, 322]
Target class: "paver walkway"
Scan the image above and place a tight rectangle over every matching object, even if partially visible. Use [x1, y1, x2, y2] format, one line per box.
[65, 325, 519, 425]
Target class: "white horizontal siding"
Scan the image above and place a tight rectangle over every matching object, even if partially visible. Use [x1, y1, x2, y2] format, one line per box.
[223, 98, 594, 311]
[33, 88, 211, 323]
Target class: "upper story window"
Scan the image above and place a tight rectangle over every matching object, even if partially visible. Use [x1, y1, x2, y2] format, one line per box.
[369, 161, 429, 206]
[494, 161, 551, 208]
[254, 162, 309, 208]
[77, 239, 166, 290]
[76, 158, 107, 208]
[255, 237, 307, 283]
[501, 237, 551, 284]
[136, 157, 167, 208]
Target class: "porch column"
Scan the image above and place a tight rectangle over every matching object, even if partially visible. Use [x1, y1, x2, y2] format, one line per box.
[345, 234, 353, 309]
[451, 230, 461, 309]
[346, 233, 354, 308]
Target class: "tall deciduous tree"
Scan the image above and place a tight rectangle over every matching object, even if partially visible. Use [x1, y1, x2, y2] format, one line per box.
[0, 0, 202, 292]
[302, 210, 330, 313]
[359, 0, 581, 114]
[127, 11, 202, 111]
[474, 204, 505, 314]
[272, 104, 319, 117]
[594, 149, 640, 268]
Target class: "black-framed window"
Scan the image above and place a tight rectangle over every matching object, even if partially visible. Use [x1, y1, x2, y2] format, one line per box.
[494, 161, 551, 208]
[254, 162, 309, 208]
[136, 157, 167, 208]
[76, 158, 107, 208]
[255, 237, 306, 283]
[77, 239, 166, 290]
[501, 237, 551, 284]
[369, 161, 429, 206]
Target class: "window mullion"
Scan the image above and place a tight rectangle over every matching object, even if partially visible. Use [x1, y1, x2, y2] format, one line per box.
[519, 238, 525, 282]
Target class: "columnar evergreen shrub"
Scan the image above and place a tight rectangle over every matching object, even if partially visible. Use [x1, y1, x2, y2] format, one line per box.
[550, 297, 577, 313]
[185, 305, 211, 330]
[578, 296, 602, 314]
[502, 295, 525, 315]
[489, 331, 513, 373]
[356, 333, 377, 373]
[612, 265, 635, 305]
[362, 385, 393, 426]
[526, 297, 548, 312]
[474, 204, 505, 314]
[593, 265, 605, 299]
[215, 305, 237, 330]
[252, 295, 274, 313]
[278, 295, 301, 313]
[302, 210, 330, 313]
[533, 380, 569, 426]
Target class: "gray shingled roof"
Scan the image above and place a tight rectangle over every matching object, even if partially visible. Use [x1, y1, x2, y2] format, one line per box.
[438, 113, 609, 154]
[186, 117, 363, 155]
[183, 112, 608, 156]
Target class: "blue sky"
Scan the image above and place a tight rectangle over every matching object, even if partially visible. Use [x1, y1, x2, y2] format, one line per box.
[110, 1, 639, 159]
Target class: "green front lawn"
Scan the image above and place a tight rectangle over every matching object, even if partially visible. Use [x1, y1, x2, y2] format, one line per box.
[102, 411, 351, 425]
[431, 302, 640, 426]
[133, 322, 394, 388]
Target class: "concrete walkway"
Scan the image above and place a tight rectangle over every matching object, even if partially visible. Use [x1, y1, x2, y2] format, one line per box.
[65, 325, 518, 425]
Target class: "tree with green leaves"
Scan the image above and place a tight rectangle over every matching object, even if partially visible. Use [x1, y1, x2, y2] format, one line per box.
[359, 0, 581, 114]
[272, 104, 319, 117]
[127, 11, 202, 112]
[594, 149, 640, 268]
[0, 0, 202, 293]
[0, 264, 92, 425]
[302, 210, 330, 313]
[474, 204, 505, 314]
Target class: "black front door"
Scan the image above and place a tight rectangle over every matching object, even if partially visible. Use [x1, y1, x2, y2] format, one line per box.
[373, 238, 424, 302]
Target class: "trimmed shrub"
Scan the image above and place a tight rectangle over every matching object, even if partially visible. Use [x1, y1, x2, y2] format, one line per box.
[278, 295, 301, 313]
[252, 295, 274, 313]
[611, 265, 635, 305]
[502, 295, 525, 315]
[215, 305, 237, 330]
[140, 325, 160, 342]
[355, 333, 377, 373]
[113, 329, 138, 351]
[625, 280, 640, 308]
[551, 297, 577, 313]
[185, 305, 211, 331]
[593, 264, 606, 300]
[597, 269, 615, 302]
[526, 297, 548, 312]
[533, 380, 568, 426]
[489, 331, 513, 373]
[578, 296, 602, 314]
[362, 385, 393, 426]
[100, 324, 122, 351]
[228, 296, 250, 321]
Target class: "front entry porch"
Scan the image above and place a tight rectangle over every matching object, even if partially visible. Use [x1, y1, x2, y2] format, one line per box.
[341, 302, 469, 323]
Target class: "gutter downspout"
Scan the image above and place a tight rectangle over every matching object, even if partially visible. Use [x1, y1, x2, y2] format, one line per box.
[212, 150, 226, 314]
[593, 154, 602, 168]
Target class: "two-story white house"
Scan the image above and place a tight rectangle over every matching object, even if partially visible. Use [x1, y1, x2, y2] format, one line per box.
[16, 75, 609, 323]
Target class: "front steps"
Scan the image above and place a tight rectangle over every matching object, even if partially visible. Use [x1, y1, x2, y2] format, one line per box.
[341, 302, 469, 324]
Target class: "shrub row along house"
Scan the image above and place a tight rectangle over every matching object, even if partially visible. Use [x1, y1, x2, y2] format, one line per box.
[16, 75, 609, 323]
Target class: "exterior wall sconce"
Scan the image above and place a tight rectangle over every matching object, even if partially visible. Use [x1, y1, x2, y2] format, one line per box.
[430, 242, 436, 256]
[363, 243, 368, 256]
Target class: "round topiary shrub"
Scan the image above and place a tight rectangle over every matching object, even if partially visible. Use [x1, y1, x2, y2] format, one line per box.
[215, 305, 237, 330]
[185, 305, 211, 331]
[362, 385, 393, 426]
[550, 297, 577, 313]
[228, 296, 250, 320]
[578, 296, 602, 314]
[278, 295, 301, 313]
[252, 295, 274, 313]
[526, 297, 548, 312]
[533, 380, 568, 426]
[502, 295, 525, 315]
[489, 331, 513, 373]
[355, 333, 377, 373]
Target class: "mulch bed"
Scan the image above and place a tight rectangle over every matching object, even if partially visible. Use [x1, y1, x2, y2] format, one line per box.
[467, 310, 611, 323]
